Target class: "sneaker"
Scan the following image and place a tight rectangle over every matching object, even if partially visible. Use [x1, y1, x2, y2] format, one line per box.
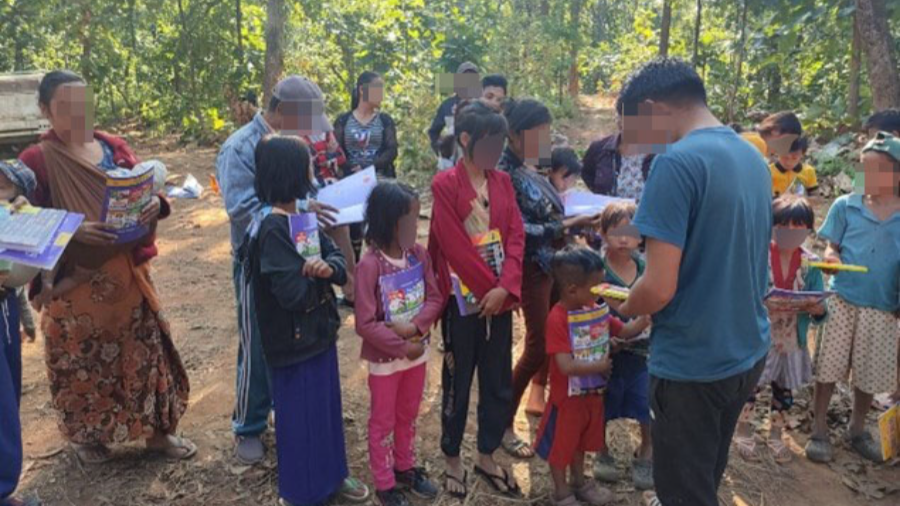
[592, 454, 620, 483]
[340, 477, 371, 503]
[233, 435, 265, 465]
[573, 481, 614, 506]
[805, 436, 833, 463]
[375, 488, 410, 506]
[631, 458, 654, 491]
[395, 467, 439, 499]
[845, 431, 885, 463]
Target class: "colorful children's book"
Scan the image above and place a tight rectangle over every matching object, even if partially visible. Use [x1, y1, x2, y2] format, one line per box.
[879, 403, 900, 461]
[381, 259, 425, 324]
[101, 165, 155, 244]
[567, 305, 612, 396]
[451, 229, 504, 316]
[764, 288, 834, 312]
[289, 213, 321, 261]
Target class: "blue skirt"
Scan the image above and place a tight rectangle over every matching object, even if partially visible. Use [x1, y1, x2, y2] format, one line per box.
[272, 344, 348, 506]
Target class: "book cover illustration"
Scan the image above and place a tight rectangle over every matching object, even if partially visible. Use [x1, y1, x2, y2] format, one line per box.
[289, 213, 322, 261]
[764, 288, 834, 313]
[101, 166, 155, 244]
[567, 305, 611, 397]
[451, 229, 504, 316]
[379, 259, 429, 344]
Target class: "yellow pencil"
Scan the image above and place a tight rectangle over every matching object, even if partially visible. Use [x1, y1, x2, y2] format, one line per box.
[808, 262, 869, 273]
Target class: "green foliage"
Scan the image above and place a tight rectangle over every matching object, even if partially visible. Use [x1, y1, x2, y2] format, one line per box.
[1, 0, 899, 178]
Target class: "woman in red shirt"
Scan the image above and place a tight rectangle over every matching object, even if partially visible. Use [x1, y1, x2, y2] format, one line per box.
[428, 101, 525, 498]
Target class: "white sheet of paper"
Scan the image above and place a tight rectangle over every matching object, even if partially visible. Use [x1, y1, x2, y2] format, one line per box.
[315, 167, 377, 225]
[563, 190, 635, 217]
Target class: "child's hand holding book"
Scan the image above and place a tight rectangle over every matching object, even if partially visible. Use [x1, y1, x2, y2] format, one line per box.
[386, 321, 419, 340]
[301, 258, 334, 279]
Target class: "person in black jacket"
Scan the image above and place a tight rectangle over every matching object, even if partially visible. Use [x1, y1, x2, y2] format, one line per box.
[245, 135, 370, 506]
[427, 62, 481, 155]
[334, 71, 399, 179]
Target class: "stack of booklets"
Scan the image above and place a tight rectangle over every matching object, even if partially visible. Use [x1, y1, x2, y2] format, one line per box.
[764, 288, 834, 312]
[879, 403, 900, 462]
[0, 205, 84, 270]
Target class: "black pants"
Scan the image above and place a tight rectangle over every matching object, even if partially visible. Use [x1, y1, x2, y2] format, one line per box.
[651, 358, 765, 506]
[440, 304, 513, 457]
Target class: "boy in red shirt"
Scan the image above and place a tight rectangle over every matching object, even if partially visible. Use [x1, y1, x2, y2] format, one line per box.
[535, 246, 650, 506]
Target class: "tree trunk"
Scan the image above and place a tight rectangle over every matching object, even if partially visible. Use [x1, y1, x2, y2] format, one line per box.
[692, 0, 702, 67]
[263, 0, 286, 107]
[659, 0, 673, 57]
[567, 0, 583, 97]
[847, 10, 861, 123]
[727, 0, 749, 122]
[79, 0, 92, 81]
[856, 0, 900, 110]
[176, 0, 200, 118]
[236, 0, 245, 66]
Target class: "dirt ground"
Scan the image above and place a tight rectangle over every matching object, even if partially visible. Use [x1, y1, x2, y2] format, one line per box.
[14, 96, 899, 506]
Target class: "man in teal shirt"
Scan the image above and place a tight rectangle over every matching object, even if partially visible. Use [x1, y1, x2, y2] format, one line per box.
[615, 58, 771, 506]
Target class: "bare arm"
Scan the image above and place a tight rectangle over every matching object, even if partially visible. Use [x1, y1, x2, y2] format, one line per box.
[617, 238, 682, 317]
[554, 351, 612, 378]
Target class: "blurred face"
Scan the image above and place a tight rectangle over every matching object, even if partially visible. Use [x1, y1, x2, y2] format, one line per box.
[482, 86, 506, 109]
[0, 173, 17, 201]
[603, 217, 641, 253]
[772, 223, 809, 252]
[762, 129, 799, 157]
[396, 199, 420, 249]
[620, 102, 674, 153]
[362, 77, 384, 107]
[275, 99, 328, 136]
[861, 151, 900, 197]
[567, 271, 604, 309]
[455, 73, 482, 99]
[549, 168, 578, 193]
[460, 131, 506, 173]
[43, 83, 94, 144]
[778, 150, 803, 171]
[510, 123, 551, 166]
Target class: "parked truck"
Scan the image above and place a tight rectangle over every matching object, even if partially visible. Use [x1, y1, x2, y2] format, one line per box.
[0, 72, 48, 151]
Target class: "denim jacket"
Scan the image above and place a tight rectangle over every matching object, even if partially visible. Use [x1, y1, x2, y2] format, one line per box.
[216, 113, 272, 254]
[497, 148, 565, 272]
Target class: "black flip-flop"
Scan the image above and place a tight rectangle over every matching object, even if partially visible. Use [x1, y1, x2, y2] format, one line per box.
[443, 470, 468, 499]
[473, 465, 521, 497]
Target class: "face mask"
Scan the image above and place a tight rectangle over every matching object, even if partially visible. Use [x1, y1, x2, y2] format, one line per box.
[773, 228, 808, 250]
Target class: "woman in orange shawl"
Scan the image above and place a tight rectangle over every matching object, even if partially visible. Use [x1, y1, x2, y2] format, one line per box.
[19, 71, 193, 465]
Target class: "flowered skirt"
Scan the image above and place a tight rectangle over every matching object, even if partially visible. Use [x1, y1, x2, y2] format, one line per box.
[41, 254, 189, 445]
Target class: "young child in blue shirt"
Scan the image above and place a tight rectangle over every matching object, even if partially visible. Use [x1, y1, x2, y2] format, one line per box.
[806, 132, 900, 464]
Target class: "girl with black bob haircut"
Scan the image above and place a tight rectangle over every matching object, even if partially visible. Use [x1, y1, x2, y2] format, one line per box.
[246, 134, 355, 506]
[253, 135, 313, 205]
[364, 181, 419, 249]
[548, 146, 583, 193]
[497, 98, 598, 460]
[428, 98, 526, 498]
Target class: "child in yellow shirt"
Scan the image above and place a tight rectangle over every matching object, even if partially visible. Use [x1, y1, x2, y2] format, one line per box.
[770, 136, 818, 197]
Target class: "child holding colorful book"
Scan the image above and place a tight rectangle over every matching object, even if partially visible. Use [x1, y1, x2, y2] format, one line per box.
[806, 132, 900, 464]
[592, 201, 654, 490]
[734, 195, 826, 463]
[354, 181, 443, 506]
[244, 135, 368, 506]
[535, 246, 648, 506]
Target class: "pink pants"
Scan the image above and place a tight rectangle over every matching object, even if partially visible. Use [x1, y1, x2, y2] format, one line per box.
[368, 363, 427, 491]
